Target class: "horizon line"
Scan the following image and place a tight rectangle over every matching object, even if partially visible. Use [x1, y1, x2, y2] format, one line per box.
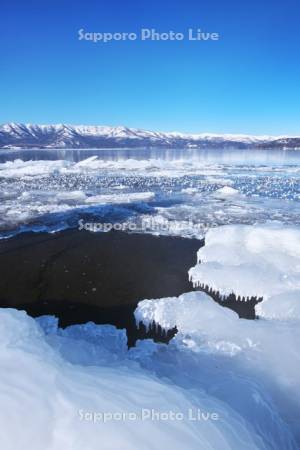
[2, 122, 299, 139]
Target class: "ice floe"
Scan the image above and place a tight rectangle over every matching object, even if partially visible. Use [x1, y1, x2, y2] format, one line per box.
[189, 224, 300, 319]
[0, 151, 300, 236]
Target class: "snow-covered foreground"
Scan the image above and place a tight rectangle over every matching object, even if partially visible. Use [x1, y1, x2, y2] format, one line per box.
[1, 224, 300, 449]
[0, 299, 298, 450]
[135, 292, 300, 449]
[0, 309, 268, 450]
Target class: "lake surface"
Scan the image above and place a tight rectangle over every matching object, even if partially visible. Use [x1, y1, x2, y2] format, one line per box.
[1, 146, 300, 164]
[0, 147, 299, 237]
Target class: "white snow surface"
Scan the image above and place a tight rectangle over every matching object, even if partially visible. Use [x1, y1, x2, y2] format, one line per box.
[214, 186, 240, 196]
[0, 308, 278, 450]
[135, 291, 300, 447]
[189, 224, 300, 319]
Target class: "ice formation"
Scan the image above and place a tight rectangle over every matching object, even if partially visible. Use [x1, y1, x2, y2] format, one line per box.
[135, 291, 300, 447]
[213, 186, 240, 196]
[1, 150, 300, 236]
[0, 308, 277, 450]
[0, 227, 299, 448]
[85, 191, 155, 204]
[133, 223, 300, 446]
[189, 224, 300, 319]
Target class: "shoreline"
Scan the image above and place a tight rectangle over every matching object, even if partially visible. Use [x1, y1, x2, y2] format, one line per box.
[0, 230, 200, 345]
[0, 229, 259, 345]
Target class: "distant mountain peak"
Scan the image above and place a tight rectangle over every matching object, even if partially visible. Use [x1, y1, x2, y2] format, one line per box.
[0, 123, 299, 150]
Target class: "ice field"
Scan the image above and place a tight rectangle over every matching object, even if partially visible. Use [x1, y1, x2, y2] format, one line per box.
[0, 147, 300, 449]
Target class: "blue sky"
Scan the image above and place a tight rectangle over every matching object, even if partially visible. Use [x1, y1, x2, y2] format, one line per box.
[1, 0, 300, 134]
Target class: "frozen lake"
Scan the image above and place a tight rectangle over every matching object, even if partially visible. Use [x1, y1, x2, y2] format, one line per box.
[0, 147, 299, 237]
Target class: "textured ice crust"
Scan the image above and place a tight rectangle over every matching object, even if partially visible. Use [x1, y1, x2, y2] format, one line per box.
[3, 293, 296, 450]
[189, 224, 300, 319]
[0, 309, 272, 450]
[134, 224, 300, 446]
[1, 155, 300, 237]
[135, 291, 300, 448]
[35, 317, 128, 364]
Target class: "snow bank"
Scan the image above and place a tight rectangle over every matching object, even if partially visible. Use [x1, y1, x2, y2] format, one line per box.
[189, 224, 300, 319]
[135, 291, 300, 447]
[0, 308, 266, 450]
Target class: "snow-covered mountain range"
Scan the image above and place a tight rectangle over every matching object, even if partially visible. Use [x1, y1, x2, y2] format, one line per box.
[1, 123, 299, 149]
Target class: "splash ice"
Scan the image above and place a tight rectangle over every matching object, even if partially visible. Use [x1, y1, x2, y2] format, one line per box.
[189, 224, 300, 318]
